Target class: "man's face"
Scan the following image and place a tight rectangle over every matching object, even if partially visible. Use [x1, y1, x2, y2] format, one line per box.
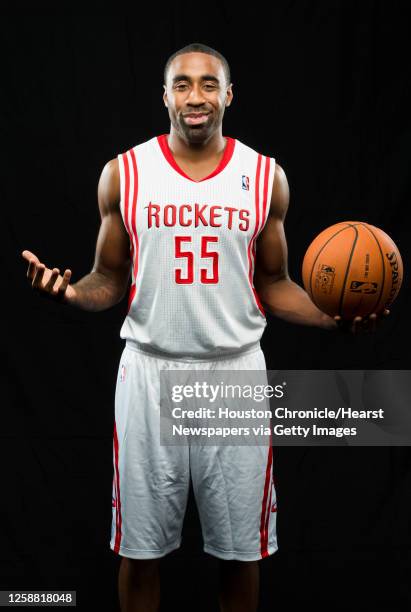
[163, 52, 233, 144]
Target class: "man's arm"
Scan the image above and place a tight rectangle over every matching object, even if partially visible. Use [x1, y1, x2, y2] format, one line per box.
[22, 158, 132, 311]
[253, 163, 337, 330]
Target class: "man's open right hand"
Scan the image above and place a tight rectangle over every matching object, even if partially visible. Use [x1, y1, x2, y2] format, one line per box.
[22, 250, 76, 303]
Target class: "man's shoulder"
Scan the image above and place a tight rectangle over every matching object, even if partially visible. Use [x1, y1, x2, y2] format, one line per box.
[233, 137, 275, 161]
[118, 134, 161, 157]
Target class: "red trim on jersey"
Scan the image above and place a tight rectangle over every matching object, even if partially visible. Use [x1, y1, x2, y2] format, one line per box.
[252, 287, 265, 314]
[127, 283, 136, 311]
[113, 420, 123, 554]
[157, 134, 235, 182]
[129, 148, 139, 281]
[247, 154, 261, 285]
[259, 442, 273, 558]
[261, 156, 271, 236]
[247, 154, 265, 316]
[121, 150, 139, 313]
[252, 157, 271, 262]
[122, 152, 135, 277]
[250, 157, 271, 312]
[122, 153, 132, 255]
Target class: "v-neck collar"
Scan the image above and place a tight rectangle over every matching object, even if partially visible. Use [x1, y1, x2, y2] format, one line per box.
[157, 133, 236, 183]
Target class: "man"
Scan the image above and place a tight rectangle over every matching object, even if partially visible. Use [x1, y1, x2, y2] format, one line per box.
[22, 43, 388, 612]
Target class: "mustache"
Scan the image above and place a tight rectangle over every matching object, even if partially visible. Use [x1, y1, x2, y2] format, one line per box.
[182, 109, 211, 116]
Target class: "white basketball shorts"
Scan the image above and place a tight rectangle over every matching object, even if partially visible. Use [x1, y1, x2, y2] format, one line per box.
[110, 341, 278, 561]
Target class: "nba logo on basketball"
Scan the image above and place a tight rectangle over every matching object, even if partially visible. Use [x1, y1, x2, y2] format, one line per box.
[242, 175, 249, 190]
[120, 365, 126, 382]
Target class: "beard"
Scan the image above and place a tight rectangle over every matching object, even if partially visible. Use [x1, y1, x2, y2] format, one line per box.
[174, 110, 221, 144]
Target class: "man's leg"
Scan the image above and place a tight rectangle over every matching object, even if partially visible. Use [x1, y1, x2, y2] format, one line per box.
[218, 559, 260, 612]
[112, 348, 191, 611]
[118, 557, 161, 612]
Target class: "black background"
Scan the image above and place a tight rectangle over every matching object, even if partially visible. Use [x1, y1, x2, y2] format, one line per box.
[2, 3, 411, 610]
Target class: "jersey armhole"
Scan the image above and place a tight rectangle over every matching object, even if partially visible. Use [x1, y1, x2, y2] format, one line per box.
[258, 156, 276, 234]
[117, 153, 126, 223]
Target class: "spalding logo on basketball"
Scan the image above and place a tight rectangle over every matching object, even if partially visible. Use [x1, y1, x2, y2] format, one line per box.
[302, 222, 403, 319]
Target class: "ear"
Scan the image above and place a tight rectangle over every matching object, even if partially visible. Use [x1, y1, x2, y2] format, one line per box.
[225, 84, 233, 107]
[163, 85, 168, 108]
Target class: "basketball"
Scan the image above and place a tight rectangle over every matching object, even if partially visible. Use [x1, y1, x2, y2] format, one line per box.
[302, 222, 403, 319]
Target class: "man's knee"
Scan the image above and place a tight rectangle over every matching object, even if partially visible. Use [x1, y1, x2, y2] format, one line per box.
[218, 559, 259, 570]
[120, 557, 161, 577]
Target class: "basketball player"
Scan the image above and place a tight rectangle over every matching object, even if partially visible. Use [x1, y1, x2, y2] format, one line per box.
[22, 43, 389, 612]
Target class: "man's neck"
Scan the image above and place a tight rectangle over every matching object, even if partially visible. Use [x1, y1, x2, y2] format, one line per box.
[167, 128, 226, 162]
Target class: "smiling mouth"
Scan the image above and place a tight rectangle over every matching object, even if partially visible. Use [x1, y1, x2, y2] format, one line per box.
[183, 113, 210, 125]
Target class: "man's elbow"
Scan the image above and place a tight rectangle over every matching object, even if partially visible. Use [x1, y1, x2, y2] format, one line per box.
[254, 270, 290, 293]
[94, 264, 131, 303]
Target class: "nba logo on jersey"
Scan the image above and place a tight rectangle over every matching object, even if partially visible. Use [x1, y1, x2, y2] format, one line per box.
[242, 175, 249, 190]
[120, 364, 126, 382]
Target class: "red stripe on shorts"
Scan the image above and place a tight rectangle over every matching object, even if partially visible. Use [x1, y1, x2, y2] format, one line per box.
[263, 472, 273, 553]
[259, 442, 273, 557]
[113, 420, 123, 553]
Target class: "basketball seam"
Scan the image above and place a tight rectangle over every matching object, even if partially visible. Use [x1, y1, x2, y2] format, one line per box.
[338, 226, 359, 317]
[307, 225, 355, 310]
[357, 223, 386, 313]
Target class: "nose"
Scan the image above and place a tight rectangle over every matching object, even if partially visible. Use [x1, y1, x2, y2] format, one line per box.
[187, 83, 206, 105]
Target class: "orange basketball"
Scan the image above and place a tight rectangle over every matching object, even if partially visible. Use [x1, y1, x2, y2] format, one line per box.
[302, 221, 403, 319]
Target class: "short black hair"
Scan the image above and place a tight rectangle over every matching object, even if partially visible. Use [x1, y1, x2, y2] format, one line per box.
[164, 43, 231, 87]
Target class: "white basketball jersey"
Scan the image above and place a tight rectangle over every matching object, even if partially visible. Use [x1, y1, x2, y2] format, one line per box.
[117, 134, 276, 359]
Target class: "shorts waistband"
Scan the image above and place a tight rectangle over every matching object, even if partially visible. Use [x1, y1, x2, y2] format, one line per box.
[124, 340, 262, 363]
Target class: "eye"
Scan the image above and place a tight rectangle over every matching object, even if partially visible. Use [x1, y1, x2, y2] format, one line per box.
[174, 83, 188, 90]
